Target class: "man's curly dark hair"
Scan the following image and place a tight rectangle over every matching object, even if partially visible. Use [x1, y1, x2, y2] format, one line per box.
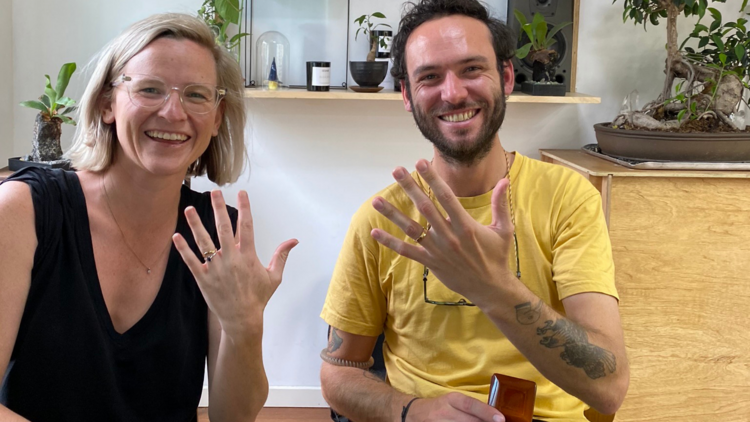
[390, 0, 516, 88]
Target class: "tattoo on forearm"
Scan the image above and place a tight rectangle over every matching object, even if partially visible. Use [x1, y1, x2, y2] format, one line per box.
[515, 300, 544, 325]
[328, 328, 344, 353]
[536, 319, 617, 379]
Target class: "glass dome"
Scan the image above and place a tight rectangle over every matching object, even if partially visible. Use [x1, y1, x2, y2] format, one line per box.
[256, 31, 290, 90]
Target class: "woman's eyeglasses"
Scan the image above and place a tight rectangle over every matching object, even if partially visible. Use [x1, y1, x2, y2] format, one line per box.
[111, 74, 226, 115]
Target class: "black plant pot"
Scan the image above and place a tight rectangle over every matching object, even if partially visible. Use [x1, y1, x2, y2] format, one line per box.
[349, 61, 388, 88]
[521, 81, 566, 96]
[8, 156, 71, 171]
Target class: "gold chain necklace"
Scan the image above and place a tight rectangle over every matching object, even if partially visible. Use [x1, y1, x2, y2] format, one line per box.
[422, 150, 521, 279]
[101, 177, 172, 275]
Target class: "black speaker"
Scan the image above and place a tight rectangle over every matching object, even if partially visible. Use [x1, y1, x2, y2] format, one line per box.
[506, 0, 574, 92]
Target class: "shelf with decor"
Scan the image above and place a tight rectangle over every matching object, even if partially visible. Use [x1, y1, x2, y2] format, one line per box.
[243, 88, 600, 104]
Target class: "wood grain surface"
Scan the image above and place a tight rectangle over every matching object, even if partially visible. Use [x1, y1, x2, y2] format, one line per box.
[608, 177, 750, 421]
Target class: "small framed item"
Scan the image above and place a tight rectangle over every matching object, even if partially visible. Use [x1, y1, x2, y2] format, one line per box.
[487, 373, 537, 422]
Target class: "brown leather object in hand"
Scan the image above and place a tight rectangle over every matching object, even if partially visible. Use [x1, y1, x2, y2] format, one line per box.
[487, 373, 537, 422]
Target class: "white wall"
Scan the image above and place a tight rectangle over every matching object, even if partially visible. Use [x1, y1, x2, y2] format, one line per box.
[0, 0, 12, 164]
[9, 0, 744, 406]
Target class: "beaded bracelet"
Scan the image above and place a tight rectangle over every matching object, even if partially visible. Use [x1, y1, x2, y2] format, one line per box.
[319, 348, 375, 369]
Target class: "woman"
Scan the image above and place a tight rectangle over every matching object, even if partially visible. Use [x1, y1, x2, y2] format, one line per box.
[0, 13, 297, 422]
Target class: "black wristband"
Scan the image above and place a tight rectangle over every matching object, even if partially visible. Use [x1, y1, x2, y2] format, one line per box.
[401, 397, 420, 422]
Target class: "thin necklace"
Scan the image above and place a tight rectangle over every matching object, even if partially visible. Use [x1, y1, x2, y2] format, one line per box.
[101, 177, 172, 275]
[422, 150, 521, 279]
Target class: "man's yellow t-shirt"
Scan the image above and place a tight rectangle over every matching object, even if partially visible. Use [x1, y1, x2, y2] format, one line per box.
[321, 153, 618, 421]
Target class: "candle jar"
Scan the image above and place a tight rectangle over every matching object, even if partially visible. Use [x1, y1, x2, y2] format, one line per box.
[306, 61, 331, 91]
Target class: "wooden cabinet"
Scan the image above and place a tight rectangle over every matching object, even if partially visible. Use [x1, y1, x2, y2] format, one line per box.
[540, 150, 750, 422]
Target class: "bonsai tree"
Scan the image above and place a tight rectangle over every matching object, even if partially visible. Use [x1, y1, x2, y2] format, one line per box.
[514, 10, 572, 83]
[19, 62, 77, 163]
[612, 0, 749, 132]
[354, 12, 392, 62]
[198, 0, 250, 61]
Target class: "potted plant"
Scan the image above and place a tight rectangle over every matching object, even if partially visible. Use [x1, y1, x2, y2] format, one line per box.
[11, 62, 77, 171]
[513, 10, 571, 96]
[198, 0, 250, 62]
[349, 12, 391, 91]
[595, 0, 750, 162]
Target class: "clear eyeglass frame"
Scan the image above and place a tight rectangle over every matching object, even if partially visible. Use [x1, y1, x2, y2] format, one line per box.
[423, 231, 521, 307]
[110, 74, 226, 115]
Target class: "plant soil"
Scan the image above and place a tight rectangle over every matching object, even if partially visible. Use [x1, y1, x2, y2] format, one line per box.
[609, 117, 750, 133]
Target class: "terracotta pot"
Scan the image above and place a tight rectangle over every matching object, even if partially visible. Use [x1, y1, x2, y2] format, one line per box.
[594, 122, 750, 162]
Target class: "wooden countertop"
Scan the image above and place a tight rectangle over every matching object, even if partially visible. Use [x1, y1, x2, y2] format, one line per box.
[539, 149, 750, 179]
[0, 167, 13, 182]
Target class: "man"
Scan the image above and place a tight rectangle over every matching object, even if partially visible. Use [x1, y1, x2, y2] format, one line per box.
[320, 1, 629, 421]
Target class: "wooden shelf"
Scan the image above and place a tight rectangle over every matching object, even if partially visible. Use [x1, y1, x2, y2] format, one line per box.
[243, 88, 601, 104]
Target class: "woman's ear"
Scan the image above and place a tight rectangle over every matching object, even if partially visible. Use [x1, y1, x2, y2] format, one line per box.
[101, 94, 115, 124]
[212, 102, 224, 137]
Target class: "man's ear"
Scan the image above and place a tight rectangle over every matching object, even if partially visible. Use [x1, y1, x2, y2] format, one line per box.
[501, 60, 515, 96]
[101, 94, 115, 124]
[401, 80, 412, 113]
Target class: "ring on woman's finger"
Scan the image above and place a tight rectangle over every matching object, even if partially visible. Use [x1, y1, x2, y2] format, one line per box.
[202, 249, 218, 262]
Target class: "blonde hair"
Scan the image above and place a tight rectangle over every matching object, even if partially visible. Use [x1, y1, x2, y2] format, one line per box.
[66, 13, 246, 185]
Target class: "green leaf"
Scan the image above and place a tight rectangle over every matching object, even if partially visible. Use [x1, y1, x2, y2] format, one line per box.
[650, 13, 660, 26]
[55, 97, 75, 108]
[742, 0, 749, 12]
[40, 94, 51, 109]
[712, 34, 725, 51]
[623, 6, 631, 23]
[54, 62, 76, 98]
[355, 27, 363, 40]
[19, 100, 49, 114]
[533, 14, 547, 48]
[708, 7, 722, 24]
[354, 15, 366, 25]
[694, 24, 708, 33]
[56, 115, 76, 125]
[61, 106, 78, 116]
[521, 23, 535, 45]
[719, 52, 727, 65]
[215, 0, 241, 25]
[516, 43, 533, 59]
[736, 45, 747, 61]
[514, 9, 528, 26]
[45, 87, 57, 110]
[678, 109, 687, 122]
[229, 32, 250, 44]
[371, 12, 385, 19]
[699, 36, 709, 48]
[545, 21, 571, 47]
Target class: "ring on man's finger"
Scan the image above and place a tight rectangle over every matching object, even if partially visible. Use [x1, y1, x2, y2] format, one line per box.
[416, 224, 431, 243]
[202, 249, 218, 262]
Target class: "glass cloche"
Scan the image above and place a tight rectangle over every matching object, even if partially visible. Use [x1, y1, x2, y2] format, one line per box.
[255, 31, 290, 90]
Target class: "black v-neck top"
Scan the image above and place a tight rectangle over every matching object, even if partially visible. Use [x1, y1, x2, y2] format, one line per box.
[0, 167, 237, 422]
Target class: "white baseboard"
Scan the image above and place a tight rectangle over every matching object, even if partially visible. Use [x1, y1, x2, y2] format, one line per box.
[199, 386, 327, 408]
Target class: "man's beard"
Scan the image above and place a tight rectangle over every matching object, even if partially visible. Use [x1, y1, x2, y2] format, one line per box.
[409, 87, 506, 166]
